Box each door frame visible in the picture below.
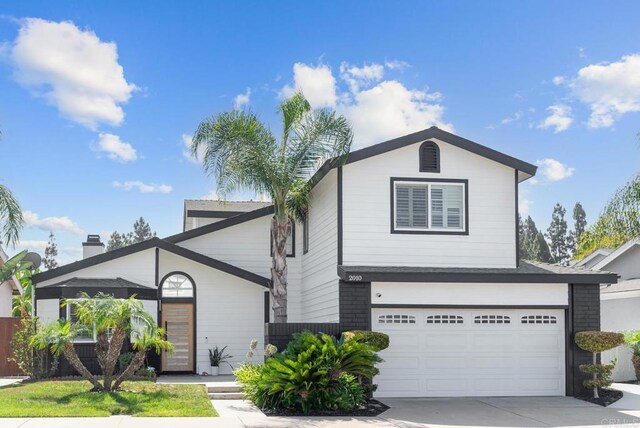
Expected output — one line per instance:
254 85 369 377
158 271 197 374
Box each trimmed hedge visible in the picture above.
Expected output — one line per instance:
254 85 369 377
342 331 389 351
575 331 624 353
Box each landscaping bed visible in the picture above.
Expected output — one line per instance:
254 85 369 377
0 380 218 417
263 398 389 417
576 388 623 407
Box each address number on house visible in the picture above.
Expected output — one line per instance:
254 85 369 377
347 275 363 281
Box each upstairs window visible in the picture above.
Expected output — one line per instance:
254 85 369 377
392 178 467 234
419 141 440 172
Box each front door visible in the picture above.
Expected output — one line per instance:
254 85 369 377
161 303 194 372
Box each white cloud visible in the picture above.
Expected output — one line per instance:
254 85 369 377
23 210 84 235
384 60 409 70
281 61 452 148
500 111 524 125
8 18 137 129
566 54 640 128
518 198 533 216
538 104 573 133
14 240 48 252
280 63 338 108
181 133 205 164
552 76 565 85
95 133 137 162
234 87 251 110
112 180 172 194
536 158 575 182
201 190 220 200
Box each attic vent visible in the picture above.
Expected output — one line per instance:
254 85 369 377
419 141 440 173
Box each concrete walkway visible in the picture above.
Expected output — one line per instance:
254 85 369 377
3 384 640 427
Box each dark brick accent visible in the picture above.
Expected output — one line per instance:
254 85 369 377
265 323 342 352
569 283 601 397
339 281 371 332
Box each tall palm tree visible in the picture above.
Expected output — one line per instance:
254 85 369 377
0 130 24 247
192 93 353 323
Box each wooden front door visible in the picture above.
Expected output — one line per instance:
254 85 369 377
161 303 194 372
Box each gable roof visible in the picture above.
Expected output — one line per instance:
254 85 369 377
310 127 537 188
167 205 274 244
183 199 271 231
40 277 152 289
572 248 614 268
591 238 640 271
33 237 270 288
338 260 618 284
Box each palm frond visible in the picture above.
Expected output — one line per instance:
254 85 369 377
0 184 24 247
279 92 311 148
191 111 278 199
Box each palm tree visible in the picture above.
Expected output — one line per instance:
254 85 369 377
192 93 353 323
31 293 173 392
0 130 24 247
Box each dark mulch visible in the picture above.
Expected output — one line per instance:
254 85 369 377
263 399 389 417
576 388 623 407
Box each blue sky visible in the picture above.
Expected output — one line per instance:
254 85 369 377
0 1 639 263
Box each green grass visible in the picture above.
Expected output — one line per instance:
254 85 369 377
0 380 218 417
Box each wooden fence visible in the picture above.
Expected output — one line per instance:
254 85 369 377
0 317 22 376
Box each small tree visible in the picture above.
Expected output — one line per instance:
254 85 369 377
575 331 624 398
107 231 129 251
31 293 172 392
43 232 58 270
107 217 157 251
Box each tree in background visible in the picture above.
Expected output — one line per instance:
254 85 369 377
107 217 156 251
568 202 587 256
519 215 553 263
43 232 58 270
192 92 353 323
576 174 640 259
547 203 570 265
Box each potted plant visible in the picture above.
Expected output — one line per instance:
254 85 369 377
208 345 233 376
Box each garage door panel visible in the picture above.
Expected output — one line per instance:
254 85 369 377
373 308 565 398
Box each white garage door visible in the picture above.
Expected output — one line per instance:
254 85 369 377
372 308 565 398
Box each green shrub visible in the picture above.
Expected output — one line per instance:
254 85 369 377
233 331 380 414
342 331 389 351
134 366 156 378
575 331 624 353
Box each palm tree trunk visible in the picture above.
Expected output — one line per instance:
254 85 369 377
271 217 289 323
112 350 146 391
62 342 103 391
100 326 127 392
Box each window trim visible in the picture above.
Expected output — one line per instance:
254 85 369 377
66 299 97 343
419 141 440 173
303 213 309 254
390 177 469 235
160 272 195 300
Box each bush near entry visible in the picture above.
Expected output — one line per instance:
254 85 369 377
342 331 390 352
575 331 624 399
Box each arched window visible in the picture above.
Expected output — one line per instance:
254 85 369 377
161 273 194 298
419 141 440 173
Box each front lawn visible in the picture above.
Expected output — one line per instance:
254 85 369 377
0 380 218 417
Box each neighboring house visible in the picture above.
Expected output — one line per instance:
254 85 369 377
31 127 616 398
0 246 21 317
581 238 640 381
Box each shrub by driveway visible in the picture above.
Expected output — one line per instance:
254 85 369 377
0 380 217 417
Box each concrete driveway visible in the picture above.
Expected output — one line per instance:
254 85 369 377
1 383 640 427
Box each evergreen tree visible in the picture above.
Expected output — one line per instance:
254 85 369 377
43 232 58 270
131 217 156 244
547 203 570 265
106 231 129 252
532 232 554 263
106 218 156 252
569 202 587 255
519 215 553 263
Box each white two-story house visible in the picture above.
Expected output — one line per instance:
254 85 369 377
32 127 616 398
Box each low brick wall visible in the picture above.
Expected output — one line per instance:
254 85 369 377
265 322 342 351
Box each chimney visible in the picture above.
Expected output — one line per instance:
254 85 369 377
82 235 105 259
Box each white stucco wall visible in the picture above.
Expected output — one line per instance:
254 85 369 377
342 138 517 268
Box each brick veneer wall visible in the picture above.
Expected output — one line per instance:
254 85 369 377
338 281 371 332
569 283 601 396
